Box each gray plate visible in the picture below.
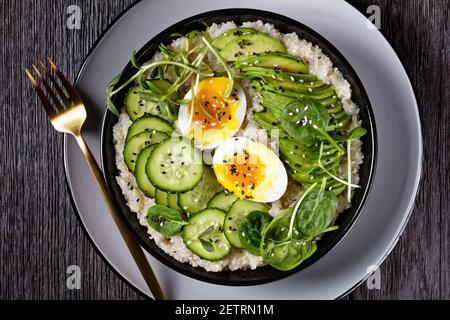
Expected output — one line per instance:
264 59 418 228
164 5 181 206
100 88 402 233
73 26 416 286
64 0 422 299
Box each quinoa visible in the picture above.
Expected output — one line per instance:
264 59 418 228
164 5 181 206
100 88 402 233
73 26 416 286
113 21 364 272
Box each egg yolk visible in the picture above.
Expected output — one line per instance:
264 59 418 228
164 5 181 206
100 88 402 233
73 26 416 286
217 151 266 200
190 77 240 131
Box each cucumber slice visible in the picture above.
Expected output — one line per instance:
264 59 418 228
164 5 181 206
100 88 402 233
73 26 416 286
224 199 269 248
123 131 169 172
125 80 178 121
178 167 222 215
146 138 203 193
183 209 231 261
126 115 173 141
155 189 168 205
208 191 238 212
135 145 157 197
154 190 181 211
167 193 181 212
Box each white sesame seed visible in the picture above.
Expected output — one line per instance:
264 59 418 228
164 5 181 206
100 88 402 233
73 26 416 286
312 124 318 129
290 76 295 82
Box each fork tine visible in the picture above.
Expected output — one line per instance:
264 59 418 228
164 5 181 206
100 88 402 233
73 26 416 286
47 57 81 102
25 68 56 118
32 64 65 111
39 60 71 107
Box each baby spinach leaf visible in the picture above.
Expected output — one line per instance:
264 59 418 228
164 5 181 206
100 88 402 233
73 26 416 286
238 211 273 256
281 98 344 154
146 205 188 236
260 181 337 271
260 208 317 270
295 180 338 237
262 238 317 271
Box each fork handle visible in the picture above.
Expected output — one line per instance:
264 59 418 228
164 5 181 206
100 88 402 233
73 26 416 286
74 135 165 300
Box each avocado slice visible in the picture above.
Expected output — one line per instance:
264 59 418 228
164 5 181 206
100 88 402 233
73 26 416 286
220 32 286 62
253 111 288 139
262 77 325 92
259 90 295 118
211 27 258 49
242 67 323 88
234 52 309 73
241 66 317 82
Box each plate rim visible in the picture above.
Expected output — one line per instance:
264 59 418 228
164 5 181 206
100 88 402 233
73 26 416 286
63 0 422 299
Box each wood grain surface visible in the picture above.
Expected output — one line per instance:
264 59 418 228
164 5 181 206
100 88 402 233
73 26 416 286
0 0 448 300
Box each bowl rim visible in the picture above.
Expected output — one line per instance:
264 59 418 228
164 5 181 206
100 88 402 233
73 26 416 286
101 8 378 286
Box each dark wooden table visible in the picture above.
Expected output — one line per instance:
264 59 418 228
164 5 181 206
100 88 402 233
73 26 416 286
1 0 448 300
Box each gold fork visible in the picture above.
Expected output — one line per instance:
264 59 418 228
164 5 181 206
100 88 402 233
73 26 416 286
25 58 165 300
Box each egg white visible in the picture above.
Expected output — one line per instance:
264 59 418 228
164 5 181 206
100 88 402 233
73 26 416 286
212 137 288 203
178 79 247 150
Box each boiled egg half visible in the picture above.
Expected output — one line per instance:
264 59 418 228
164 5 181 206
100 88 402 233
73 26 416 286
178 77 246 149
212 137 288 203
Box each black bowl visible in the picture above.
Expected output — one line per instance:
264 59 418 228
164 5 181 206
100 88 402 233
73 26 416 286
101 8 377 286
